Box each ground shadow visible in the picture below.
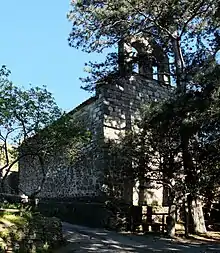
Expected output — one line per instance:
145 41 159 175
58 223 220 253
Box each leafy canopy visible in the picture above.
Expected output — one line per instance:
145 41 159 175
0 66 89 195
68 0 219 91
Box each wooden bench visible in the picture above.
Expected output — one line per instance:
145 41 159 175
142 212 169 233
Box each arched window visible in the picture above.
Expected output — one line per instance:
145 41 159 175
118 37 171 85
153 66 158 80
132 47 139 73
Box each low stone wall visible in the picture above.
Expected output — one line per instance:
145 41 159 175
38 199 131 231
39 200 112 228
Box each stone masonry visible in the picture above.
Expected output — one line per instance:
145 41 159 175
19 74 171 204
19 37 172 207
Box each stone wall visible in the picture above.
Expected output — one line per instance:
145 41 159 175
98 74 172 205
19 96 106 198
100 75 171 141
19 74 172 205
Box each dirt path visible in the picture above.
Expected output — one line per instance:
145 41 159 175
56 222 220 252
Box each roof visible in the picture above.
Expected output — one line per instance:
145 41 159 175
67 96 98 116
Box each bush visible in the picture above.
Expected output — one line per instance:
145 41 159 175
0 211 64 252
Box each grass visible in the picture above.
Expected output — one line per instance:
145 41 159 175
0 211 64 252
0 211 32 252
0 203 21 210
0 213 27 227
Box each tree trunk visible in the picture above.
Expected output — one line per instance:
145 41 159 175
138 179 145 206
187 194 195 234
0 179 5 194
183 198 189 237
181 133 206 234
167 198 176 237
204 191 214 221
191 197 206 234
171 33 186 93
181 152 207 234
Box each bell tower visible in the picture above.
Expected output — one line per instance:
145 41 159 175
118 37 171 85
99 36 172 205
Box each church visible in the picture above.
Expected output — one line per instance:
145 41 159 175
18 36 172 210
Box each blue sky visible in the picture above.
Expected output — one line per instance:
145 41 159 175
0 1 107 112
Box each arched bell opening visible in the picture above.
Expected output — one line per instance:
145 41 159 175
132 47 139 74
118 38 171 86
151 43 171 86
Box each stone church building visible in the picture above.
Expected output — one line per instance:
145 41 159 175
19 37 172 209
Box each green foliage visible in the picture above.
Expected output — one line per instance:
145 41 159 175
0 211 63 252
67 0 219 91
67 0 220 235
0 66 61 193
79 53 119 91
0 66 89 196
0 203 21 210
67 0 220 199
128 61 220 201
68 0 217 51
0 66 61 144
